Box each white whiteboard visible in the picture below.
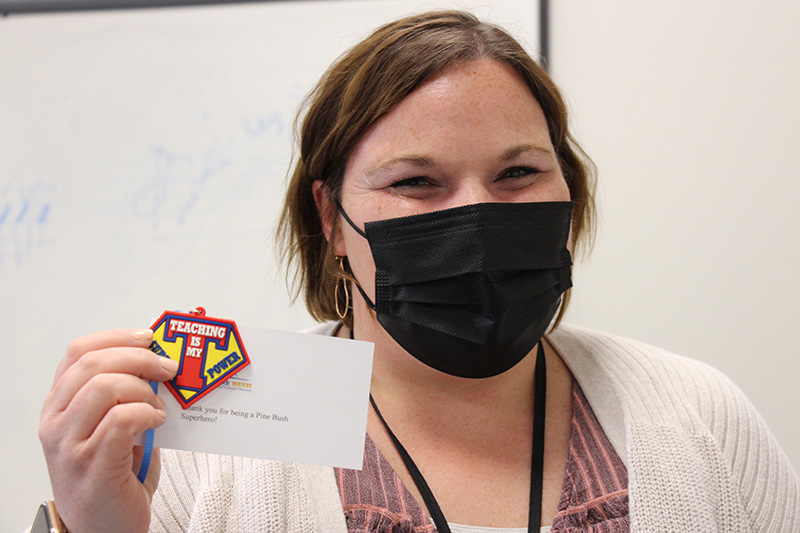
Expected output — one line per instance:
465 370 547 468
0 2 540 530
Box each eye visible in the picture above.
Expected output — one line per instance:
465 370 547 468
390 176 431 188
499 166 540 180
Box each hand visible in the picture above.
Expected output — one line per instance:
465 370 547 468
39 329 179 533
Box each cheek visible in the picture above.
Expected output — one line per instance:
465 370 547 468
554 173 572 203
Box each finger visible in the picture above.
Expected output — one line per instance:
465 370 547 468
54 329 154 385
88 402 167 460
63 373 166 441
46 346 177 414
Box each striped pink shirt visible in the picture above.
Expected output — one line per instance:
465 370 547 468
335 381 629 532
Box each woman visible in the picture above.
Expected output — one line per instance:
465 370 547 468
36 11 798 533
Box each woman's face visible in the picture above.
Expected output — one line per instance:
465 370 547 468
317 58 570 314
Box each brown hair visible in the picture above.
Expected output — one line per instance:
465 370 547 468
277 10 596 329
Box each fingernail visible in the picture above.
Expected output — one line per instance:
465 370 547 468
155 409 167 419
160 357 179 374
133 329 153 342
155 395 165 409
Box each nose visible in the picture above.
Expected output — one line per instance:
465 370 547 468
448 179 497 208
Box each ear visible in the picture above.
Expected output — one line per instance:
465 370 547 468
312 180 346 256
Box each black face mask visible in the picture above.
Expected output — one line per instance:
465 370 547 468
337 201 573 378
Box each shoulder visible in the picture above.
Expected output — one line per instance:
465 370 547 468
549 324 743 415
549 323 717 379
549 323 772 439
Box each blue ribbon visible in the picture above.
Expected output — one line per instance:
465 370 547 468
136 380 158 484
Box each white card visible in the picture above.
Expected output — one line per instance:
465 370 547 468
151 326 373 470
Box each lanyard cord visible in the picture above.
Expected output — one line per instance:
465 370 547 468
365 336 547 532
529 342 547 531
136 380 159 483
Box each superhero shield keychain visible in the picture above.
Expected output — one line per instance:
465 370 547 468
149 307 251 409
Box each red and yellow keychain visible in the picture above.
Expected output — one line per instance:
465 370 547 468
149 307 251 409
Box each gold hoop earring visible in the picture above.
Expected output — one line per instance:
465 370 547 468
334 256 349 320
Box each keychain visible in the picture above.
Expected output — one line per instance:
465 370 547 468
149 306 251 409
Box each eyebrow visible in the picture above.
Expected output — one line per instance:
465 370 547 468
500 143 554 161
365 155 434 177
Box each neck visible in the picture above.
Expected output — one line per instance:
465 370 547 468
347 304 538 429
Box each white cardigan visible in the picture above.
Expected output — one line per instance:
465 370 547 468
149 324 799 532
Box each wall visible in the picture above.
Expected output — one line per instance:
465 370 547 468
554 0 799 476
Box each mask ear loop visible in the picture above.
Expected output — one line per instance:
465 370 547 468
334 200 377 311
352 281 377 311
335 200 367 238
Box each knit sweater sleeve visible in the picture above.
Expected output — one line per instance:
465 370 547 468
678 356 800 531
149 449 347 532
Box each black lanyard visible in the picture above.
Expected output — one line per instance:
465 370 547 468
366 338 547 532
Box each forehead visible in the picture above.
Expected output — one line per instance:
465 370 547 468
346 58 552 167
